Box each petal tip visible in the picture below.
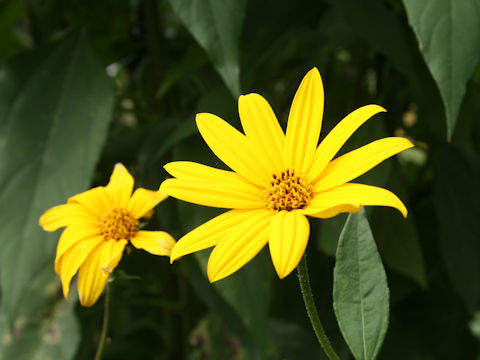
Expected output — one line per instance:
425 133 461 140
170 245 182 263
159 179 171 193
306 67 321 80
156 189 169 203
207 260 224 283
163 162 173 172
62 282 70 300
207 271 222 283
195 113 209 126
276 270 288 279
38 215 48 230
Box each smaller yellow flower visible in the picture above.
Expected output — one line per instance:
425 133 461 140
39 163 175 306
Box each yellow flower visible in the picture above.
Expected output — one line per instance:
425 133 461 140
161 68 413 282
40 163 175 306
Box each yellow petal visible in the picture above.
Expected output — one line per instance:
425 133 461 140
127 187 167 219
304 183 407 218
161 162 264 209
196 113 271 186
77 244 109 307
285 68 324 173
68 187 111 217
99 239 127 274
314 137 414 192
238 93 285 171
309 104 386 182
106 163 134 207
131 231 176 256
268 211 310 279
303 204 362 219
207 210 273 282
165 161 259 187
170 209 259 262
57 236 104 299
39 203 94 231
161 179 265 209
54 224 101 273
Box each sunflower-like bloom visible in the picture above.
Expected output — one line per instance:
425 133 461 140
161 68 413 282
40 164 175 306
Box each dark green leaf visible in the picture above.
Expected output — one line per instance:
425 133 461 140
403 0 480 138
333 210 389 360
433 144 480 311
371 207 426 289
0 29 115 321
370 173 427 288
168 0 246 97
0 265 79 359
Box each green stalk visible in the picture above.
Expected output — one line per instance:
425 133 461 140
297 254 340 360
94 283 111 360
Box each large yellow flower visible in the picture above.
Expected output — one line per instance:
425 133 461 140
40 163 175 306
161 68 413 282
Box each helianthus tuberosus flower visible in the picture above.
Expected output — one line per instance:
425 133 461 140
161 68 413 282
40 163 175 306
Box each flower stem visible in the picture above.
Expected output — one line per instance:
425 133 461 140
297 254 340 360
94 283 111 360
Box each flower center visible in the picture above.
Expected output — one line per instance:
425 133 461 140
264 169 313 211
99 208 139 241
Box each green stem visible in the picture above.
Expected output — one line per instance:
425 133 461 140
297 254 340 360
94 283 111 360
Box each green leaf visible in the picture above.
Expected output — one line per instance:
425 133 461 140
333 210 389 360
370 207 426 289
403 0 480 138
433 144 480 311
0 29 115 321
0 265 79 360
168 0 246 97
370 173 427 288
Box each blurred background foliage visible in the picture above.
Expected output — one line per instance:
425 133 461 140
0 0 479 359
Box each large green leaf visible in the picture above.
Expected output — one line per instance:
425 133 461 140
0 265 79 360
433 144 480 311
370 207 426 289
370 173 427 288
168 0 246 97
333 210 389 360
0 29 115 321
403 0 480 138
